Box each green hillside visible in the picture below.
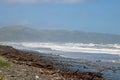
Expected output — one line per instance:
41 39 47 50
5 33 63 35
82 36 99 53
0 25 120 44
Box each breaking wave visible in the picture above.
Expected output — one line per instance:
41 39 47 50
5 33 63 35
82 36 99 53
0 42 120 55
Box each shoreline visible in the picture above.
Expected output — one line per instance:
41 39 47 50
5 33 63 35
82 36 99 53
0 45 105 80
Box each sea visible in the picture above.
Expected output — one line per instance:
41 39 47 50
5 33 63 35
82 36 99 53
0 42 120 80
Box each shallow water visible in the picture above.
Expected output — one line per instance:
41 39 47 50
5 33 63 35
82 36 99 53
38 52 120 80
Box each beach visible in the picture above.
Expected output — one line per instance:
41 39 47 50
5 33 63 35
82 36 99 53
0 42 120 80
0 45 106 80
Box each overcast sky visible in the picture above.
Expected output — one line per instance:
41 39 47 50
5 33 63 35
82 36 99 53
0 0 120 34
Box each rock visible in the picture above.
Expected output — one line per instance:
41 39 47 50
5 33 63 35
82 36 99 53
35 75 39 79
0 45 106 80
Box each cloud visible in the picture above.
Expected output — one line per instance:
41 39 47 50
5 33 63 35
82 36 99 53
1 0 86 4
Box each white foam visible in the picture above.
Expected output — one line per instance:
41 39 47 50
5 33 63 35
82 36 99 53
0 42 120 55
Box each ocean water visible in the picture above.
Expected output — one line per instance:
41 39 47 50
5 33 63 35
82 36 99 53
0 42 120 63
0 42 120 80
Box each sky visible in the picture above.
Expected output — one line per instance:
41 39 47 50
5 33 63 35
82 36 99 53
0 0 120 34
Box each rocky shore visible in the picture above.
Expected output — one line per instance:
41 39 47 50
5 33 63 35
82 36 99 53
0 45 105 80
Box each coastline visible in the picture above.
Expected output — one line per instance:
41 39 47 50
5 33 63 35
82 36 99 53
0 45 105 80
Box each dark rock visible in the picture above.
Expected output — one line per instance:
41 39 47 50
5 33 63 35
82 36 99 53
0 45 106 80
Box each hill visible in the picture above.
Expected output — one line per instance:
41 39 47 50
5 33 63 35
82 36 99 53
0 25 120 44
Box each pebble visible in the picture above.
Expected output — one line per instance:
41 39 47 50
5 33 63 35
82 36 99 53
35 75 39 79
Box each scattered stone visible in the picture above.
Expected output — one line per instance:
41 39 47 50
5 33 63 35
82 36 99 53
0 45 106 80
